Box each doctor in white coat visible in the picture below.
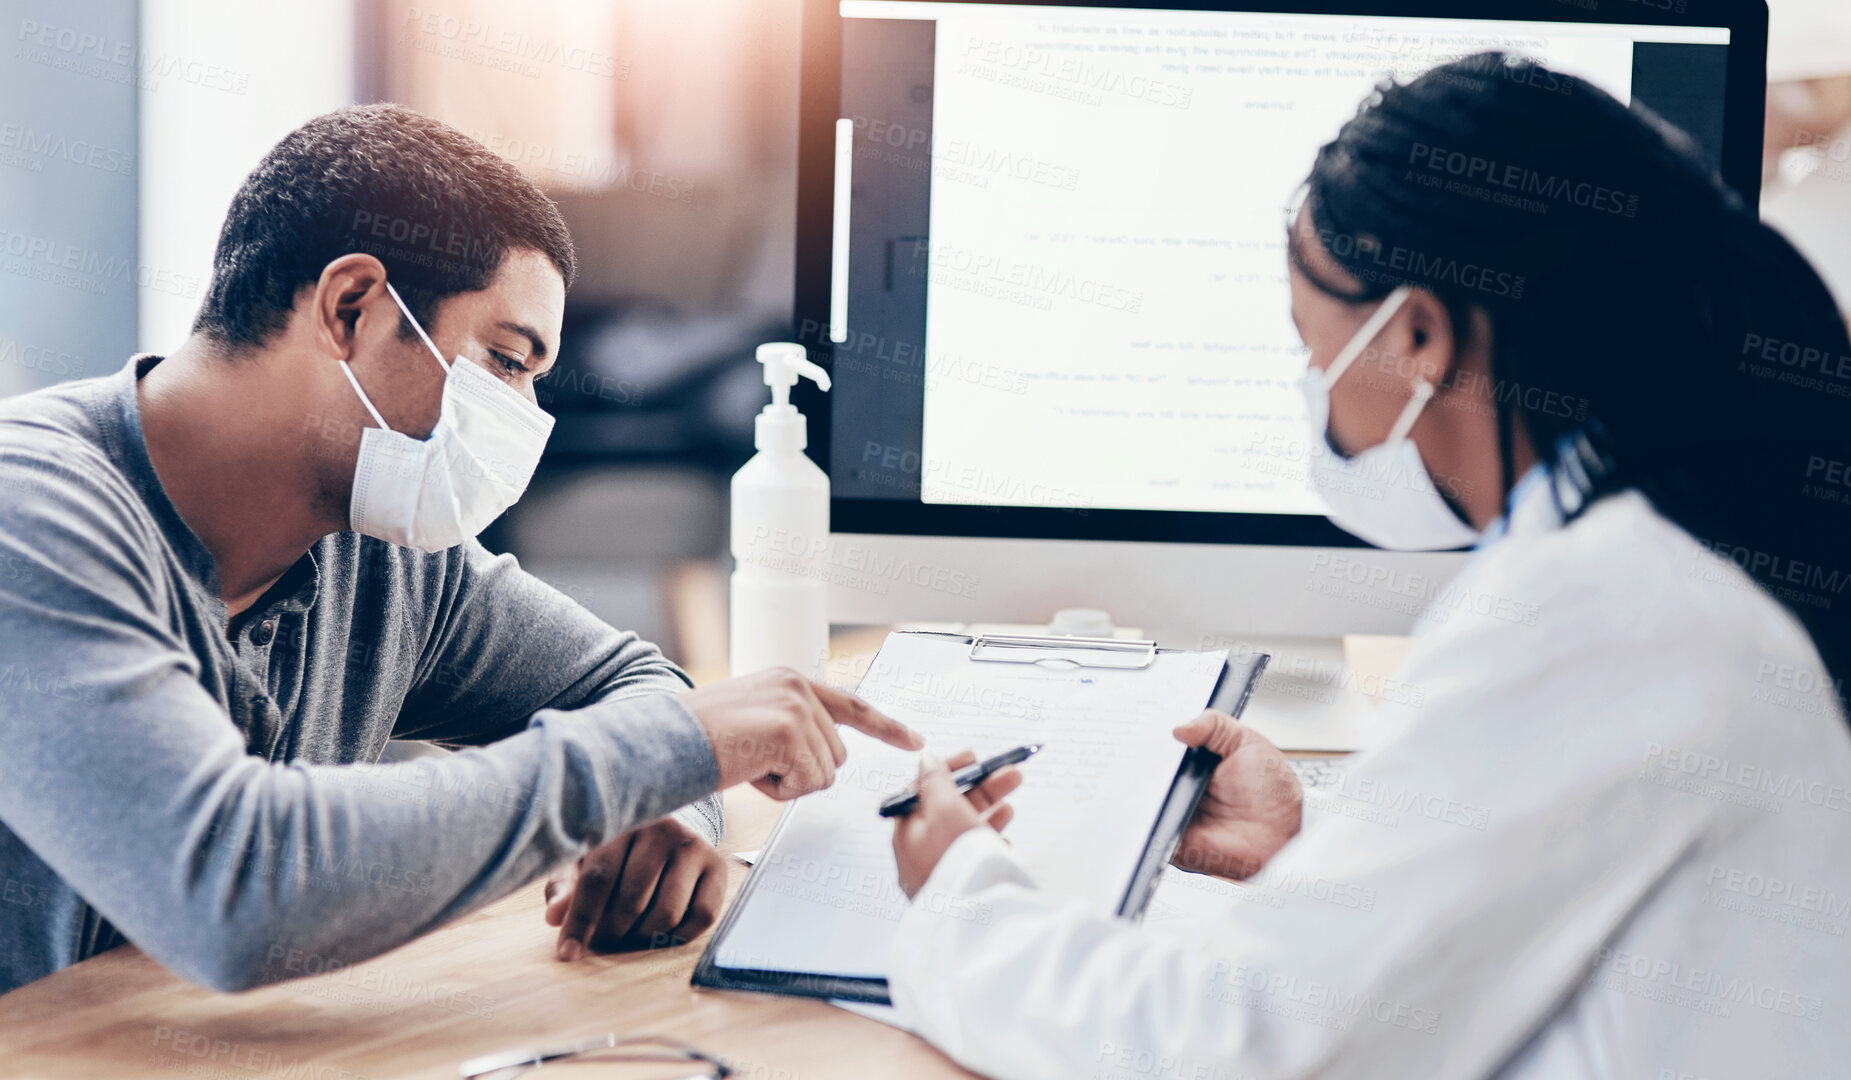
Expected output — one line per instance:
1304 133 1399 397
886 53 1851 1080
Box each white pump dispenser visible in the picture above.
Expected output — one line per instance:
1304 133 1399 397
729 343 832 679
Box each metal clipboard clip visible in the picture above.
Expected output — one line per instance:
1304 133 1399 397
966 633 1158 670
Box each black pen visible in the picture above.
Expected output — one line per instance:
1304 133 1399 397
878 743 1042 818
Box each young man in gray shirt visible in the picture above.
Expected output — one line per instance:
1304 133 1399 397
0 104 918 995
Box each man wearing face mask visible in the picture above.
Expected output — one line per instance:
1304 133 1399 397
0 104 922 996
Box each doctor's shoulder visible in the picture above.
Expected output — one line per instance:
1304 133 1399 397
1562 490 1846 730
1410 487 1666 648
1487 489 1780 631
1427 489 1806 683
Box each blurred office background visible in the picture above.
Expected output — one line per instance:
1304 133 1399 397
2 0 1850 671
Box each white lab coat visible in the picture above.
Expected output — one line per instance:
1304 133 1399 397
888 473 1851 1080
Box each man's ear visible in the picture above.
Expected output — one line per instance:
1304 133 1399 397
310 254 391 361
1400 289 1460 387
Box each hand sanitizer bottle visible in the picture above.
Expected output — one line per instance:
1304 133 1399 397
730 343 832 679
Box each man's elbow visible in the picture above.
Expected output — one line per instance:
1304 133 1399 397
167 936 295 994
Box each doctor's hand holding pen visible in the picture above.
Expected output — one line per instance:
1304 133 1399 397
892 751 1026 897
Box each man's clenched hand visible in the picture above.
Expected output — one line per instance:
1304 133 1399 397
545 816 726 959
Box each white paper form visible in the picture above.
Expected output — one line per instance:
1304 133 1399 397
712 633 1227 979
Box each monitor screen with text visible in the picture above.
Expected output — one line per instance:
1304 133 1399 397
824 1 1732 522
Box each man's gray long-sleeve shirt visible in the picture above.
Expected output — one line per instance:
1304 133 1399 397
0 355 722 995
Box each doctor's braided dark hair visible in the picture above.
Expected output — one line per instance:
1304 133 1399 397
1295 52 1851 717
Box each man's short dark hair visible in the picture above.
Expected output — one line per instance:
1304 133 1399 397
192 103 578 349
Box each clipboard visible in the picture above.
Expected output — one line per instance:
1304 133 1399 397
691 631 1269 1006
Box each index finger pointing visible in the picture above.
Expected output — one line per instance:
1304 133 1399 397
809 682 925 749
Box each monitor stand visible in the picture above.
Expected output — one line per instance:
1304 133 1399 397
1221 635 1388 753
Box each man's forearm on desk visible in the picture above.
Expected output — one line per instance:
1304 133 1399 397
588 683 724 845
0 686 721 994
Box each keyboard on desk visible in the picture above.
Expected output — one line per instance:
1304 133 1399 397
1289 757 1348 790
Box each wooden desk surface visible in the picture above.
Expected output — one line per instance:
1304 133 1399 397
0 625 1399 1078
0 785 976 1080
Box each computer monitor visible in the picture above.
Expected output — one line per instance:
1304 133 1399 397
792 0 1765 649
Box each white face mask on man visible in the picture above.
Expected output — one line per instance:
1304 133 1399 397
333 282 555 552
1298 285 1481 552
